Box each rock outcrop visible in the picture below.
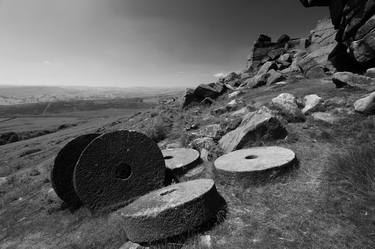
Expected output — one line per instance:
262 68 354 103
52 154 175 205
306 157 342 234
300 0 375 70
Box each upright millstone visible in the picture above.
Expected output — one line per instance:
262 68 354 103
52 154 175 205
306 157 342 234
214 146 296 184
51 133 100 207
162 148 200 176
73 130 166 211
119 179 225 243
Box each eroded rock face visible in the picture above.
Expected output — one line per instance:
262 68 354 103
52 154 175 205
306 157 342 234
300 0 375 69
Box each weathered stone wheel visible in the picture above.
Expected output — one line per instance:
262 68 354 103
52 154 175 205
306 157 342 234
119 179 225 243
51 134 100 207
162 148 200 175
214 146 296 184
73 130 166 211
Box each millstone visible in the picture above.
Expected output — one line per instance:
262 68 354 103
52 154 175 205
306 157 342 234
214 146 296 184
51 134 100 207
119 179 225 243
73 130 166 211
162 148 200 174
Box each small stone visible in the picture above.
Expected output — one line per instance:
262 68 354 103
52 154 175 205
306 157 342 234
199 235 213 249
119 241 148 249
230 107 249 117
332 72 375 91
365 68 375 78
190 137 217 151
228 91 241 99
312 112 339 124
302 94 322 114
354 92 375 114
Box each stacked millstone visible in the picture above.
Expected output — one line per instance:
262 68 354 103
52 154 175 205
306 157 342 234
214 146 297 185
51 130 166 212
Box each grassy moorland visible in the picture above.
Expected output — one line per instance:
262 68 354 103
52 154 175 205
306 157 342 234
0 78 374 249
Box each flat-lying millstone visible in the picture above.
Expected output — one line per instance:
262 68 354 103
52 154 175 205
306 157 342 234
214 146 296 184
73 130 166 211
162 148 200 173
119 179 225 243
51 133 100 207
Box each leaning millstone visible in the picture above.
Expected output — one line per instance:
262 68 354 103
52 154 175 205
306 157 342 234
51 133 100 207
214 147 296 184
118 179 225 243
302 94 322 114
219 107 287 153
162 148 200 175
354 92 375 114
332 72 375 91
73 130 166 212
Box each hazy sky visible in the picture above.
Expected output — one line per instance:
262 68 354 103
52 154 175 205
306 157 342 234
0 0 328 88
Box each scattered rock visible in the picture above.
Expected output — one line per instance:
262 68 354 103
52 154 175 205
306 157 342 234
257 61 277 76
230 107 250 117
271 93 305 122
302 94 322 114
243 73 269 88
228 91 241 99
119 179 225 243
267 69 285 85
332 72 375 91
119 241 148 249
354 92 375 114
219 107 287 153
191 137 217 151
312 112 339 124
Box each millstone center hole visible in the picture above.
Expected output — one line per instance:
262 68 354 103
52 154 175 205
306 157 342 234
115 163 132 180
160 189 177 196
164 156 173 160
245 155 258 160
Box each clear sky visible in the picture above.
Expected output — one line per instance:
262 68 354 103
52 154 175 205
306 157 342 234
0 0 328 88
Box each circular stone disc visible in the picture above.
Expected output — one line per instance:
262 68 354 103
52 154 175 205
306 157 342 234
73 130 166 211
162 148 200 171
214 146 296 176
51 134 100 207
119 179 224 243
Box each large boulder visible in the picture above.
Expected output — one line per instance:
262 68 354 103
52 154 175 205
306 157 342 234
194 83 225 99
354 91 375 114
332 71 375 91
219 107 288 153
